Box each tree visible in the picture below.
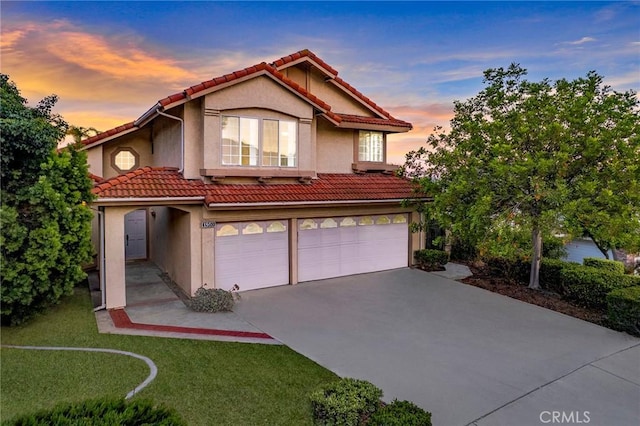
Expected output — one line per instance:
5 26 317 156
67 125 99 144
1 74 94 325
402 65 639 289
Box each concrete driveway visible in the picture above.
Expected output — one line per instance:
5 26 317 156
234 268 640 426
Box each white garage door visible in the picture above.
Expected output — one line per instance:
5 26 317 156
215 220 289 291
298 214 408 282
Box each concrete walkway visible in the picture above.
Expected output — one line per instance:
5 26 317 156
234 268 640 426
91 261 279 344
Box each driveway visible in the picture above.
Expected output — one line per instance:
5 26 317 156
234 268 640 426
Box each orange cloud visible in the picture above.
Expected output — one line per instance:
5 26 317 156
1 19 207 129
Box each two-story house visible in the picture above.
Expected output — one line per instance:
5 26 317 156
83 49 425 310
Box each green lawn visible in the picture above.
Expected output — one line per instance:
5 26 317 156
1 287 337 425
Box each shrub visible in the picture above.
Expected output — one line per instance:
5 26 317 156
4 397 186 425
583 257 625 275
607 286 640 336
539 258 578 294
309 378 382 426
560 267 638 309
368 399 432 426
189 287 234 312
414 249 449 271
484 256 530 284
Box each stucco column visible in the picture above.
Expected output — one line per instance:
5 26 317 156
104 207 128 309
201 223 215 290
290 218 298 284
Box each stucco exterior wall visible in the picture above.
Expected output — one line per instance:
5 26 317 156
202 77 314 172
183 99 203 179
316 119 355 173
309 70 373 116
100 128 152 179
152 112 182 171
86 145 103 177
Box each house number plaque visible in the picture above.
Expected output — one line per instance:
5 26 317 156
201 220 216 229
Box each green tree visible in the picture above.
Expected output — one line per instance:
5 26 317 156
67 125 99 143
402 65 639 289
1 74 94 325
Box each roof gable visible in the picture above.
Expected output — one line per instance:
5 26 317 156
82 49 411 148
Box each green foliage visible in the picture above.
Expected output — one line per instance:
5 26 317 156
484 257 531 284
583 258 625 275
540 261 639 309
401 65 640 289
414 249 449 270
309 378 383 426
606 286 640 336
368 400 432 426
1 75 94 325
189 287 234 312
2 397 186 426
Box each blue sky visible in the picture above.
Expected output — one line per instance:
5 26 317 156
2 1 639 163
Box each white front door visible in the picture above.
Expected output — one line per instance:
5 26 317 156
125 209 147 260
298 214 408 282
214 220 289 291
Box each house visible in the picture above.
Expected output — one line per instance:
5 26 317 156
82 49 426 310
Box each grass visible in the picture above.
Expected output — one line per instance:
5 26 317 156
0 287 338 425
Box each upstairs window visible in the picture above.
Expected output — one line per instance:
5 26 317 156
222 116 297 167
358 131 384 162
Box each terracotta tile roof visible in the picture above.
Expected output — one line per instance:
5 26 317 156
92 168 420 204
82 49 411 148
89 172 104 183
273 49 405 122
82 122 135 146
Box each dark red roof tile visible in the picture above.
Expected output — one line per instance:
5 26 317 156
93 168 420 203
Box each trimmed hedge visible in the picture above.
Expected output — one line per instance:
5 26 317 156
538 259 640 309
3 398 186 425
414 249 449 271
583 257 625 275
607 286 640 336
368 399 432 426
310 378 382 426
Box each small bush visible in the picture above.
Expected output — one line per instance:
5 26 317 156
368 399 432 426
539 259 578 294
583 257 625 275
607 286 640 336
484 257 530 284
310 378 383 426
414 249 449 271
4 397 186 425
189 287 234 312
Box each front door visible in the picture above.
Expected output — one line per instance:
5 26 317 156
125 209 147 260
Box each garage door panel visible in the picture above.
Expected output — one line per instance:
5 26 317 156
215 220 289 291
298 215 408 283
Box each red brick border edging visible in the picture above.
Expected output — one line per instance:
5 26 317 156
109 309 273 340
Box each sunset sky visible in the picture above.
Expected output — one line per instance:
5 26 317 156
2 1 639 164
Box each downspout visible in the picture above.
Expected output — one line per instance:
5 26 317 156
93 207 107 312
156 109 184 174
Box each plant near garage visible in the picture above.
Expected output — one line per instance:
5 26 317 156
189 286 234 312
414 249 448 271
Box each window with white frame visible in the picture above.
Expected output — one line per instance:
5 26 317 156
222 116 297 167
358 131 384 162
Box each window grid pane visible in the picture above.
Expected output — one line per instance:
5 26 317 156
222 116 240 165
358 131 384 162
221 116 297 168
